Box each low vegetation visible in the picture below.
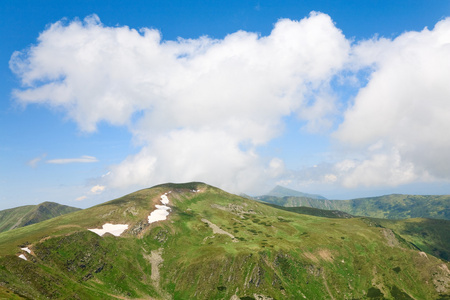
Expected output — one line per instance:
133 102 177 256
0 202 81 233
256 193 450 220
0 183 448 299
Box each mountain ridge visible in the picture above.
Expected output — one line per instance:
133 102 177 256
0 201 81 233
264 185 327 199
0 182 448 299
256 189 450 220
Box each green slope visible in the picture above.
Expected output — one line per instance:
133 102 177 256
262 202 354 219
0 202 81 233
0 183 448 299
374 218 450 262
257 193 450 220
257 195 337 208
261 203 450 262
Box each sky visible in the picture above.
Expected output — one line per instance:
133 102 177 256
1 0 450 210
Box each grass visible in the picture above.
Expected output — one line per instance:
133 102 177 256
0 202 80 233
0 183 448 299
257 193 450 220
375 217 450 261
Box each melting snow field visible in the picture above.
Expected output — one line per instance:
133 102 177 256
88 223 129 236
88 192 171 236
18 247 31 260
21 247 31 254
148 193 171 224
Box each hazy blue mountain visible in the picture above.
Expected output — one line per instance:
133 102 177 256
263 185 327 199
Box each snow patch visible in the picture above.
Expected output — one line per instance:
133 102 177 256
21 247 31 254
18 254 27 260
88 223 129 236
160 194 169 205
148 193 171 224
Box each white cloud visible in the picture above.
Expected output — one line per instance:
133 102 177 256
333 17 450 187
90 185 105 194
46 155 98 164
27 153 47 167
334 149 419 188
11 12 350 193
13 12 450 193
107 129 270 193
324 174 337 183
74 184 106 202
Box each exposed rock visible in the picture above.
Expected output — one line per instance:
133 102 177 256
433 264 450 293
129 221 148 236
154 228 169 243
211 204 256 219
122 205 139 216
253 294 274 300
381 228 400 247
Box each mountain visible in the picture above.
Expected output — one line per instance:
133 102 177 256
373 217 450 262
264 185 327 199
0 182 448 299
344 194 450 220
259 202 450 262
262 202 355 219
257 193 450 220
0 201 81 233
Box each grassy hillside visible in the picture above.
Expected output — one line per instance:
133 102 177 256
257 195 337 209
262 202 354 219
0 202 81 233
0 183 448 299
261 203 450 262
257 194 450 220
375 218 450 262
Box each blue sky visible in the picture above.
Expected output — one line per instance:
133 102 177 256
1 0 450 209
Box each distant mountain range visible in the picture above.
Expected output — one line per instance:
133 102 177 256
0 202 81 233
255 187 450 220
263 185 327 199
0 182 448 299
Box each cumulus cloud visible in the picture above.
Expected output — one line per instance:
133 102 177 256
10 12 350 193
27 153 47 167
75 195 87 201
333 150 419 188
334 17 450 186
12 12 450 193
46 155 98 164
90 185 105 194
74 184 106 203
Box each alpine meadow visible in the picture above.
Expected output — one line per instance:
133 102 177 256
0 183 449 299
1 1 450 299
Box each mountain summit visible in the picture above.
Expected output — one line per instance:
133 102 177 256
0 182 448 299
0 201 80 233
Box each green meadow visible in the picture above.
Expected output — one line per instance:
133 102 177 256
0 183 448 299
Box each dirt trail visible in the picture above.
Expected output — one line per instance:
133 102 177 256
322 272 335 300
201 218 238 242
147 248 163 285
